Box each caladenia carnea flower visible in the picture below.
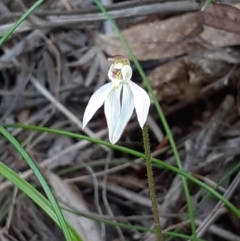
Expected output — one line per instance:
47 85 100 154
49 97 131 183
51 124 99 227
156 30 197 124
82 55 150 144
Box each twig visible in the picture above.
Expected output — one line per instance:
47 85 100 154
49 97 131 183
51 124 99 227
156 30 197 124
160 95 234 228
195 170 240 238
0 2 199 36
102 151 125 241
0 129 107 192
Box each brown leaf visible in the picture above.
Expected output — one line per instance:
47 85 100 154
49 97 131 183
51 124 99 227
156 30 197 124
202 2 240 35
184 50 232 85
44 170 103 241
148 60 190 102
98 13 204 60
148 49 234 102
200 26 240 47
99 8 240 61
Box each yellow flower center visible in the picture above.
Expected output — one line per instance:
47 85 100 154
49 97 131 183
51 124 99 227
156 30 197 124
108 55 130 89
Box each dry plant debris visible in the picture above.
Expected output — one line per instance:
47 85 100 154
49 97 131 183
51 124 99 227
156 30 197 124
1 1 240 241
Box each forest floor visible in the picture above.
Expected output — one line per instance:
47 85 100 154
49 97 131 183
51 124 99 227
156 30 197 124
0 1 240 241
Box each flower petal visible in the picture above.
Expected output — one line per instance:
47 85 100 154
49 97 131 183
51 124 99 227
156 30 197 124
121 65 132 81
112 84 134 144
82 83 112 129
128 81 150 128
108 64 114 80
104 85 122 144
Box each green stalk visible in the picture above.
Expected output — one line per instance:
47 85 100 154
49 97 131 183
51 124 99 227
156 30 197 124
93 1 197 239
142 125 163 241
201 0 212 11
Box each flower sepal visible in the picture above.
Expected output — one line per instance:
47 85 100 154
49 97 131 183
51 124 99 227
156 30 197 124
83 55 150 144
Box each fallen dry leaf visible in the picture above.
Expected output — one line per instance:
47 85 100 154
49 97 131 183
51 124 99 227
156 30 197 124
202 2 240 35
43 170 103 241
99 9 240 61
184 50 232 85
148 48 235 102
200 26 240 47
98 13 204 60
148 60 192 102
47 137 78 169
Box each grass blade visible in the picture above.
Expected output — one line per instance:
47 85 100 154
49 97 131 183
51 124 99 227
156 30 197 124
9 124 240 219
0 162 82 241
0 126 74 241
0 0 44 46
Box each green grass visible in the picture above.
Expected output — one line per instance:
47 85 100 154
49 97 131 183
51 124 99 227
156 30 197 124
201 0 213 11
0 0 45 46
166 161 240 241
0 126 76 241
0 0 78 239
0 162 82 241
8 124 240 219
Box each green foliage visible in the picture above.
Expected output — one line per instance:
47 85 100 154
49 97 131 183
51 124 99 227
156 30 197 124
0 162 82 241
8 124 240 219
0 127 77 241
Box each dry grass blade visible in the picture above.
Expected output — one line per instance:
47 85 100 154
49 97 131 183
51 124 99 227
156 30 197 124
160 95 234 228
195 170 240 238
0 1 200 36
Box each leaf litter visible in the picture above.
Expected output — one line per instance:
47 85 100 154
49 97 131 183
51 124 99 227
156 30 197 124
1 0 240 241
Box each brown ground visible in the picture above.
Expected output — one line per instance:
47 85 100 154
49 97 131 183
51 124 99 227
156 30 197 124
0 1 240 241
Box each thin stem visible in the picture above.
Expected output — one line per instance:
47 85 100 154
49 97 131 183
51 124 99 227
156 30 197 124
0 0 44 46
142 125 163 241
93 1 197 238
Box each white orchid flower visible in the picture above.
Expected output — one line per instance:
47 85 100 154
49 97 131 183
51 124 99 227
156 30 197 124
82 55 150 144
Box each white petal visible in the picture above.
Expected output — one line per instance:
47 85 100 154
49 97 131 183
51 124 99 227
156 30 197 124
121 65 132 81
112 84 134 144
82 83 112 129
104 85 122 144
108 64 114 80
128 81 150 128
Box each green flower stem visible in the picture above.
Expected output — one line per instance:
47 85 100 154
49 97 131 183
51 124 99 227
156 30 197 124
93 1 197 239
142 125 163 241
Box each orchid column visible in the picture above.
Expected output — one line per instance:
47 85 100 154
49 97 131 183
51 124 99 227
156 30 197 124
83 55 163 241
